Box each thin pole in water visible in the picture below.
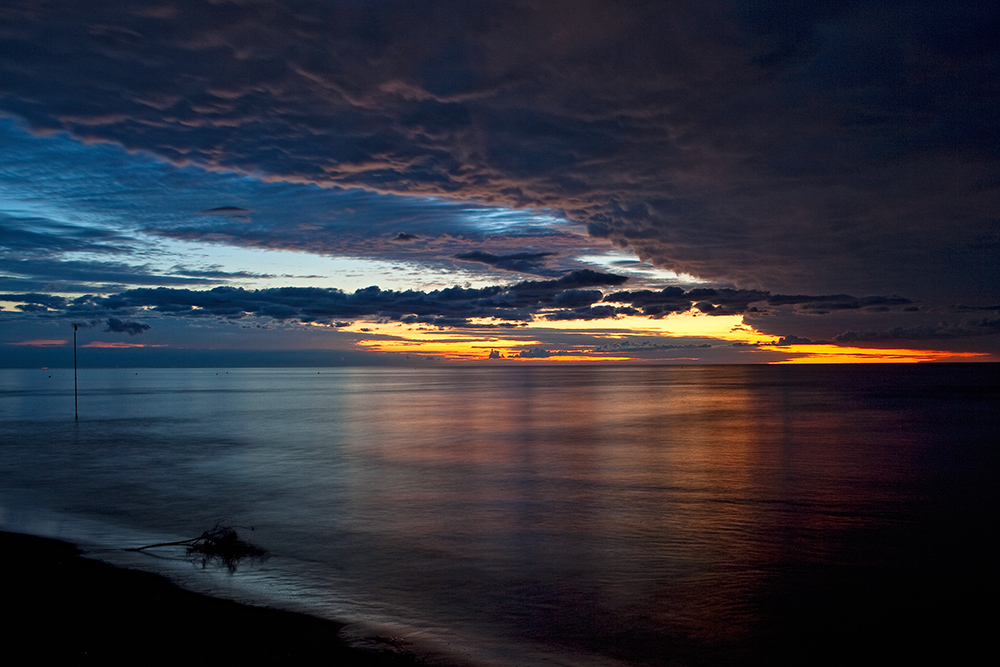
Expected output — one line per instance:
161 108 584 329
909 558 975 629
74 323 78 421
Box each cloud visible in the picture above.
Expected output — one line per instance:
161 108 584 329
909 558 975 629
770 335 815 346
544 305 623 321
13 303 49 312
201 206 250 214
166 265 275 280
113 167 590 273
10 267 962 351
9 293 69 309
0 212 136 257
593 341 713 353
834 319 1000 343
8 270 631 327
603 287 920 322
553 289 604 308
1 2 995 306
0 120 592 290
604 287 766 317
105 317 150 335
0 258 249 293
765 295 914 314
515 347 552 358
454 250 557 275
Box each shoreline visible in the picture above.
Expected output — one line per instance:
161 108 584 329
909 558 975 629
2 531 424 665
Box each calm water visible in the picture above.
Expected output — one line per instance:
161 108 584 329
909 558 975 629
1 365 997 665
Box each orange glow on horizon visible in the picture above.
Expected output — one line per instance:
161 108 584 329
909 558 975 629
355 337 633 362
336 314 987 364
7 339 68 347
768 344 987 364
82 341 166 349
342 320 636 361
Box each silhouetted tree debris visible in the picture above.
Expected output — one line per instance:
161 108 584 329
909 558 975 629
129 522 268 572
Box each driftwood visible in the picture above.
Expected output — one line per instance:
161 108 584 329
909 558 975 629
129 522 268 572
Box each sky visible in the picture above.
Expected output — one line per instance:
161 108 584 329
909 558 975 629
1 0 998 366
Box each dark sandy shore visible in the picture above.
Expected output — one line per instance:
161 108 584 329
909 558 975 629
2 531 423 665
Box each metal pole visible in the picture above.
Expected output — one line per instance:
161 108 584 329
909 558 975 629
74 323 78 421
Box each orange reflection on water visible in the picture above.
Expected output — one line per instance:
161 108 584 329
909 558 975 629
769 344 987 363
330 366 898 643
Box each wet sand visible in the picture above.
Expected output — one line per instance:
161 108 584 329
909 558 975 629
2 531 422 665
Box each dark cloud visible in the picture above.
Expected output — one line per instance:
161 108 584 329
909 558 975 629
11 269 632 327
390 232 420 243
1 1 996 306
544 305 623 321
765 294 914 314
15 302 51 313
167 265 275 280
454 250 556 275
7 272 997 356
553 289 603 308
201 206 250 214
771 335 815 346
527 270 628 291
515 347 553 358
593 341 714 352
199 205 251 222
604 286 920 320
105 317 150 335
834 319 1000 343
8 293 69 309
605 287 767 317
9 268 944 346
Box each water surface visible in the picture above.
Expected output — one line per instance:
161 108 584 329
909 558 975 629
1 365 997 665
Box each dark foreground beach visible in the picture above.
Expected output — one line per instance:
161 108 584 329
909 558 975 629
2 531 423 666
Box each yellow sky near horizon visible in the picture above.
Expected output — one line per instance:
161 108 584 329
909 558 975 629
6 305 991 363
341 311 988 363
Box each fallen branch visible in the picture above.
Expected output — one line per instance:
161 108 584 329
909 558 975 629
128 522 268 572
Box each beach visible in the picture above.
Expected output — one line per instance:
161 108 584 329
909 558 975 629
2 531 422 665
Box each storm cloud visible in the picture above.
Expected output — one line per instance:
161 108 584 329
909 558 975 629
0 0 996 306
1 1 998 361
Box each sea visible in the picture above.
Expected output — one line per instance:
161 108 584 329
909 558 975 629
1 364 997 666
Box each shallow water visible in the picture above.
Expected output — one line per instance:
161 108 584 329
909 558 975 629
1 365 997 665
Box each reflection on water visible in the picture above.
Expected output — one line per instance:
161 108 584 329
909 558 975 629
1 365 997 665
